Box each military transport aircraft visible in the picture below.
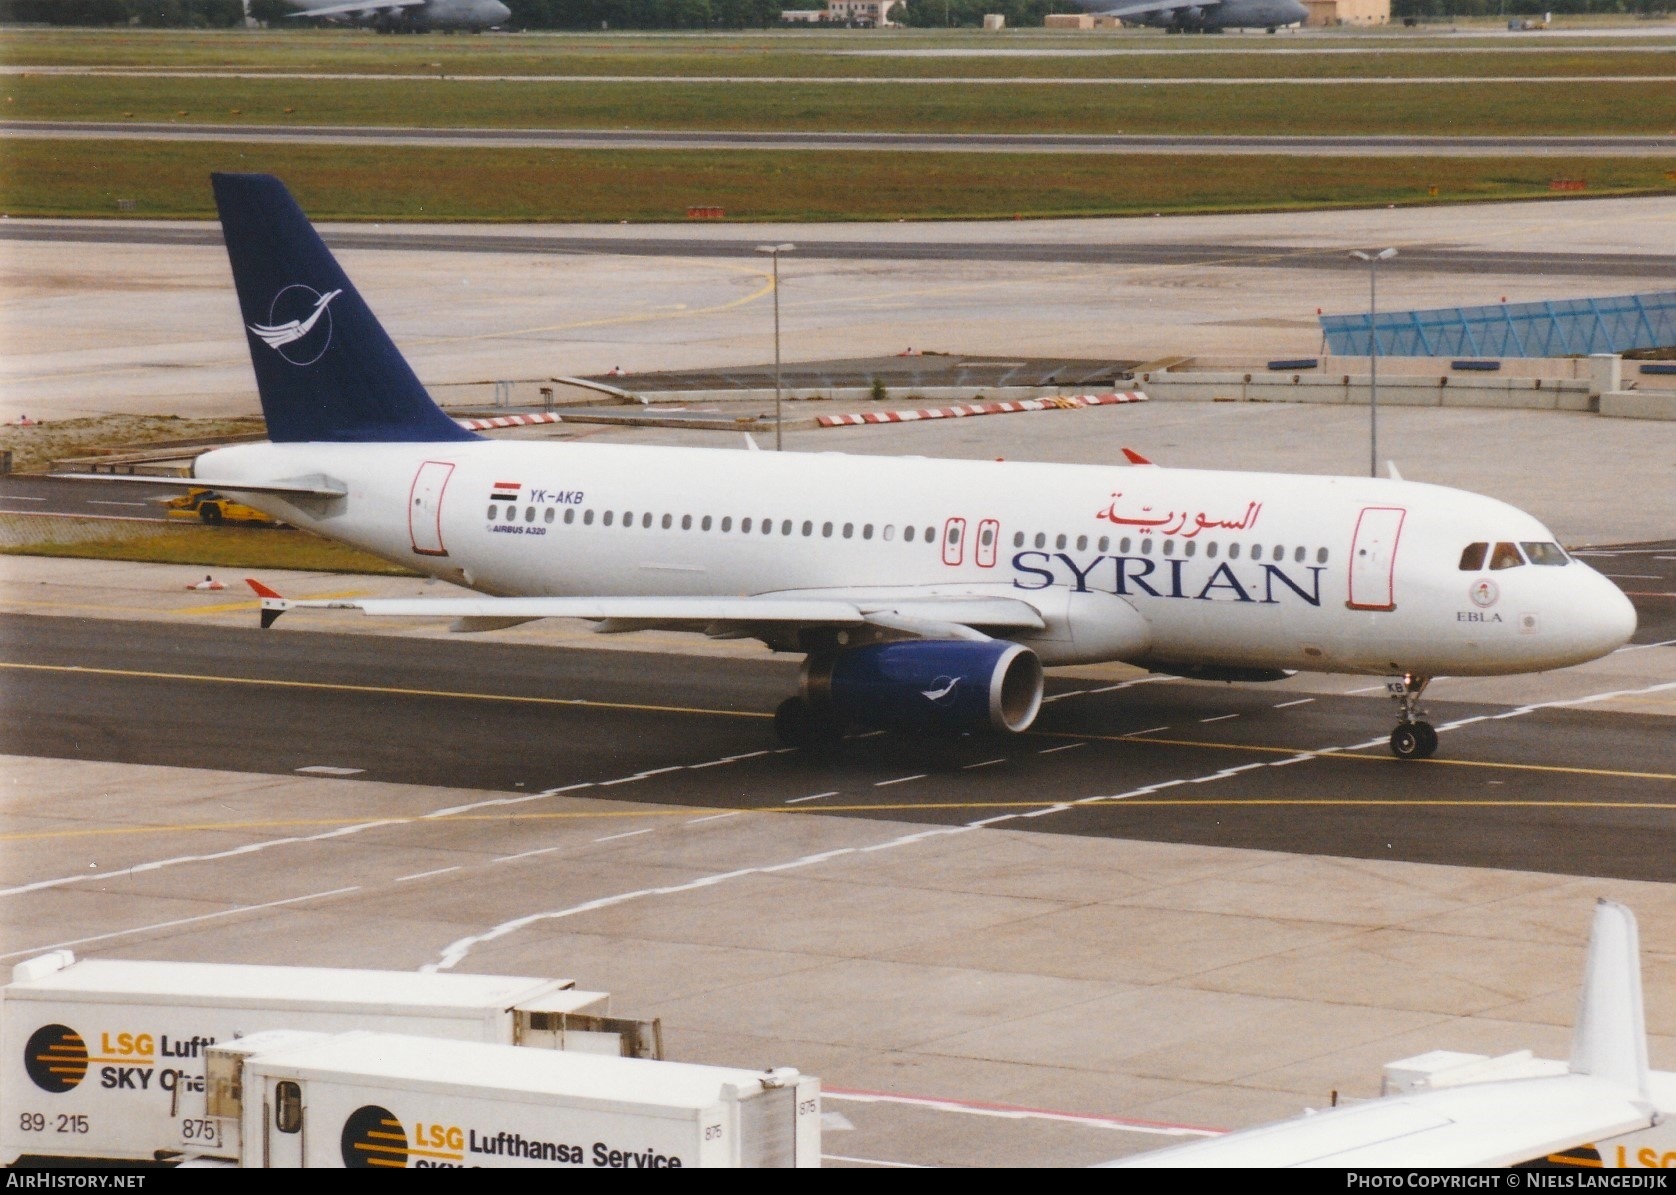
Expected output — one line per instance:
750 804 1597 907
58 175 1637 758
1062 0 1308 32
281 0 511 33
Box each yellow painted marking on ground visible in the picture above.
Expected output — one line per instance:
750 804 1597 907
8 798 1676 845
0 660 770 720
1034 731 1676 783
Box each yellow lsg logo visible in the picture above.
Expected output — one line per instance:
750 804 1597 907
24 1024 88 1093
341 1104 414 1168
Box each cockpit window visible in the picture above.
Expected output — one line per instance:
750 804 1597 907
1489 542 1525 570
1521 542 1570 567
1458 543 1488 571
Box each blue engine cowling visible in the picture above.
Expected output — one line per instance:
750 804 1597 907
807 640 1044 735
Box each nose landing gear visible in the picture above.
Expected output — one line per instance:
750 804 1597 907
1386 674 1438 759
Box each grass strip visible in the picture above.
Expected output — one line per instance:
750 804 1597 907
4 525 420 575
4 139 1671 222
9 74 1672 135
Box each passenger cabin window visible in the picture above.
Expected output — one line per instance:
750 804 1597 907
1459 543 1489 571
906 526 917 543
1013 531 1025 549
583 510 594 525
603 511 614 527
544 508 555 524
486 504 498 520
1523 542 1570 566
643 513 653 529
1033 532 1045 549
564 508 575 525
1490 542 1525 570
702 516 713 532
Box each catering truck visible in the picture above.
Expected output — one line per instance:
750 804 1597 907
206 1029 820 1168
2 951 659 1165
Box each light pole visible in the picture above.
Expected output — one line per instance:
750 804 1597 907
1350 248 1397 479
755 243 795 452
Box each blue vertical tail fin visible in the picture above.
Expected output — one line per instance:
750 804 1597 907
212 173 479 444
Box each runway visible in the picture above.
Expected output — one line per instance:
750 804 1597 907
2 219 1668 281
8 120 1674 158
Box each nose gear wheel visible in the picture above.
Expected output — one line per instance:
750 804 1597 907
1386 674 1438 759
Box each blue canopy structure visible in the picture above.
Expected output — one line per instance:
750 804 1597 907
1321 291 1676 358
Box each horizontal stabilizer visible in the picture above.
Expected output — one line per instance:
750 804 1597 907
52 473 347 499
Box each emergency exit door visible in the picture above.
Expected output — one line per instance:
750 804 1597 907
1347 506 1405 611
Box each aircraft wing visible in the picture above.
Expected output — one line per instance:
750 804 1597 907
1104 1074 1655 1168
289 0 427 16
51 473 348 498
248 583 1047 638
1078 0 1215 14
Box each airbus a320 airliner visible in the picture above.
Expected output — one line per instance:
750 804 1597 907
66 175 1637 759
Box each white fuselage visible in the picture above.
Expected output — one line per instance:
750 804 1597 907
201 439 1637 677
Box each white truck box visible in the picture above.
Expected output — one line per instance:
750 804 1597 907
2 951 656 1165
214 1029 820 1168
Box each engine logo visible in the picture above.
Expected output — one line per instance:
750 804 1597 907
921 676 960 704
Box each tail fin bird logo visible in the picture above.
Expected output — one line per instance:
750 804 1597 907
250 286 342 366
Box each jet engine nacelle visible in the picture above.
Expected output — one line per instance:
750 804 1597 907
807 640 1044 736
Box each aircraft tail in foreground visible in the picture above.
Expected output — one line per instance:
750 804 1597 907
211 172 478 446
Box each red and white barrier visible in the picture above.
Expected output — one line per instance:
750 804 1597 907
816 391 1146 428
456 411 567 431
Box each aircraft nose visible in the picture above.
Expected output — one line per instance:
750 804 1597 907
1579 573 1638 657
490 0 510 19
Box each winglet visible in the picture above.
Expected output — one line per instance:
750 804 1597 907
1569 899 1649 1097
245 578 288 629
1121 448 1154 466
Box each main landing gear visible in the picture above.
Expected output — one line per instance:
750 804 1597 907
1386 673 1438 760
